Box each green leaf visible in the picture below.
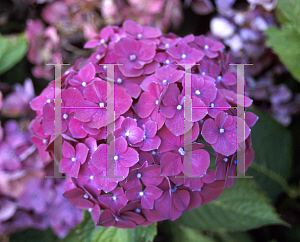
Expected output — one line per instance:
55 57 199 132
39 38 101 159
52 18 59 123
171 224 216 242
10 228 58 242
216 230 254 242
275 0 300 28
246 108 293 201
62 210 95 242
265 26 300 83
92 222 157 242
63 210 157 242
178 179 287 231
0 33 28 75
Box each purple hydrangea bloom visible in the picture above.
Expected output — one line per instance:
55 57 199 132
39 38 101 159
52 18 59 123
29 20 257 229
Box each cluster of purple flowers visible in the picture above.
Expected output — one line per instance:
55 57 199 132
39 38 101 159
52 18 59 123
208 0 300 125
30 20 257 228
0 81 82 238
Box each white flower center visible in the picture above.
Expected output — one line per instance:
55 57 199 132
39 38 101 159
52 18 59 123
135 208 141 213
177 105 182 110
201 72 206 75
219 128 225 133
63 113 68 119
99 102 105 108
125 131 130 136
204 44 209 50
181 54 187 59
100 39 105 44
96 54 101 60
88 208 93 212
151 150 156 155
103 65 107 70
195 90 201 95
117 78 122 84
130 54 137 61
162 79 168 85
217 76 222 81
46 99 51 103
90 175 94 180
210 103 214 108
155 100 159 105
143 134 147 140
71 157 76 162
137 173 142 178
178 147 186 155
82 82 87 87
139 191 144 196
112 196 117 200
42 139 47 144
137 33 143 39
165 43 170 48
223 157 228 162
84 194 88 199
114 155 118 161
165 59 170 64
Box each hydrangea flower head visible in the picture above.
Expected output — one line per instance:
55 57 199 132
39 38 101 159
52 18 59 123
30 20 257 228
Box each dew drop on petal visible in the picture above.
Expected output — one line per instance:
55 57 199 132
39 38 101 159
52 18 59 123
130 55 137 61
178 147 186 155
